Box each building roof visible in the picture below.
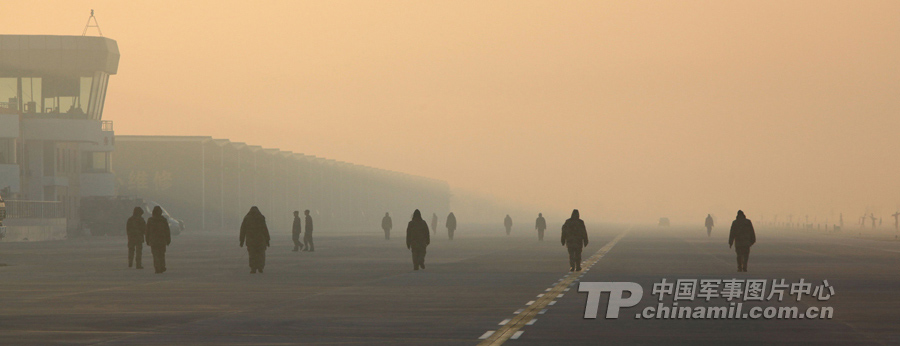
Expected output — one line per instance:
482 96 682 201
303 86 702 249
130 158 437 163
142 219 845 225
0 35 119 75
116 135 213 142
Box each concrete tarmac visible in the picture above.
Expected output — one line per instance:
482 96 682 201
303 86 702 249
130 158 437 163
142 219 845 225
0 224 897 345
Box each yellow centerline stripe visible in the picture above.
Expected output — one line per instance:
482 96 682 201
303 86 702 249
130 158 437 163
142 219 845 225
477 229 631 346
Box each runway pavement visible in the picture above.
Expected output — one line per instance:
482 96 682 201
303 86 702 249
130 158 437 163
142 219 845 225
1 223 898 345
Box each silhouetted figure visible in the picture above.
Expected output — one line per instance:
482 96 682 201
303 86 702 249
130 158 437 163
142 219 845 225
145 206 171 274
292 211 302 251
303 210 314 252
126 207 146 269
535 213 547 241
892 212 900 231
705 214 714 237
406 209 430 270
561 209 588 271
871 214 877 229
382 212 393 240
446 212 457 240
431 213 439 235
240 207 271 274
728 210 756 272
504 215 513 235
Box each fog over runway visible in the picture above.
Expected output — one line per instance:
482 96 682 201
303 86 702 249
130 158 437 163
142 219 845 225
1 225 898 345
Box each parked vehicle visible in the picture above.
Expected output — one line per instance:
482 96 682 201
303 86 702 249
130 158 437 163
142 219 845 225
79 196 184 236
139 200 184 236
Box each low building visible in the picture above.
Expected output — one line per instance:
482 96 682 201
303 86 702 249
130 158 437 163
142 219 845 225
113 136 450 233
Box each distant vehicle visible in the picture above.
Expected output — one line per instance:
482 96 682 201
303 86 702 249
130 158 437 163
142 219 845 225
79 196 184 236
658 218 670 227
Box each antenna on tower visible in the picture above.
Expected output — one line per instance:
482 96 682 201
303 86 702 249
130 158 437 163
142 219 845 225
82 9 104 36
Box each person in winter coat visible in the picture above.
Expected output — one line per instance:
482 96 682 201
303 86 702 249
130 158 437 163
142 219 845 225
535 213 547 241
382 212 393 240
145 206 171 274
292 211 303 251
431 213 439 235
446 212 457 240
406 209 430 270
126 207 146 269
303 210 314 252
560 209 588 272
240 206 271 274
504 215 513 235
728 210 756 272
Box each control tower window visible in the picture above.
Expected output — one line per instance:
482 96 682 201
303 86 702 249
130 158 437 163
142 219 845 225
43 76 86 117
8 74 107 119
20 78 42 114
0 78 17 113
80 77 92 115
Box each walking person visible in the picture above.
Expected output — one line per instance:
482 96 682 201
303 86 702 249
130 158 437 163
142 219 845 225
126 207 146 269
145 206 171 274
705 214 714 237
431 213 439 235
446 212 457 240
240 206 271 274
535 213 547 241
303 210 314 252
382 212 393 240
561 209 588 271
728 210 756 272
406 209 430 270
292 211 303 251
504 215 513 235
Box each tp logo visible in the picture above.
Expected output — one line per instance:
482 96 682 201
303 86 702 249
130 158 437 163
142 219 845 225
579 282 643 319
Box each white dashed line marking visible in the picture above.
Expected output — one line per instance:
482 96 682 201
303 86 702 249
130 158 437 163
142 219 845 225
479 331 495 339
477 229 631 346
499 319 511 326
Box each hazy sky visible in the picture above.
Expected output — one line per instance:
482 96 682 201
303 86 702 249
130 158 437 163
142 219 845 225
6 1 900 223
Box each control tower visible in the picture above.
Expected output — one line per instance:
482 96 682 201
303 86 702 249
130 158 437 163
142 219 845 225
0 35 119 236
